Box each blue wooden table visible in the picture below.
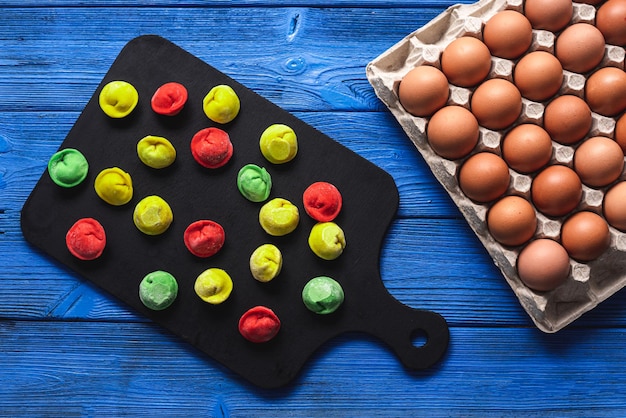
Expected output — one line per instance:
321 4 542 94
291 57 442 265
2 1 626 416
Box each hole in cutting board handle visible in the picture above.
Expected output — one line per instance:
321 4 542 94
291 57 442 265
411 329 428 348
372 305 449 370
402 310 449 369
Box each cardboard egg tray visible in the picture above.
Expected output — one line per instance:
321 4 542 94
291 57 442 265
366 0 626 332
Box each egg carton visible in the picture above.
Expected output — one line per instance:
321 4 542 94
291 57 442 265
366 0 626 332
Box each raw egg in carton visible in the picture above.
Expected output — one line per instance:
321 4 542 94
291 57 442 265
367 0 626 332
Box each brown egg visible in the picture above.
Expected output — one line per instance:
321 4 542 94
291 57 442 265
483 10 532 59
596 0 626 47
458 152 510 203
398 65 450 117
574 136 625 187
555 23 606 74
561 211 611 261
441 37 492 87
531 165 582 217
574 0 603 4
426 105 479 159
585 67 626 116
517 239 570 292
604 181 626 231
543 95 592 145
524 0 573 32
487 196 537 246
471 79 522 130
616 113 626 154
513 51 564 102
502 124 553 173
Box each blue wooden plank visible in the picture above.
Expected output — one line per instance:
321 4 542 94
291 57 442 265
1 320 626 415
0 6 463 112
2 0 473 5
0 1 475 8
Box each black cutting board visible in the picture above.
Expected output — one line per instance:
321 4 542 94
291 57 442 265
21 35 448 388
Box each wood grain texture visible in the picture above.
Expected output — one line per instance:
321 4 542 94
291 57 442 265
2 321 626 416
2 0 626 414
0 6 464 112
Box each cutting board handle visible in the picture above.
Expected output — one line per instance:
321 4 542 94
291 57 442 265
366 299 450 370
